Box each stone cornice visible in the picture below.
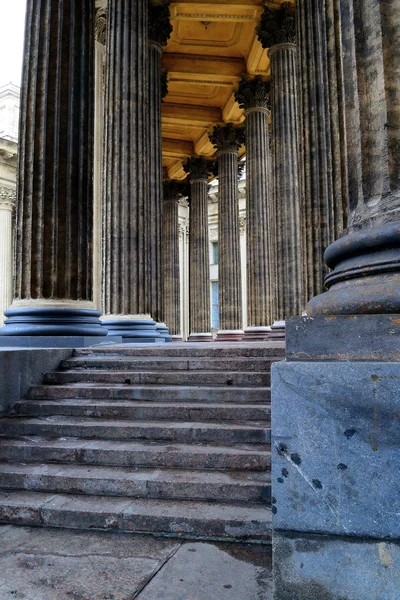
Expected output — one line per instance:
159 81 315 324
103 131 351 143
209 123 245 154
235 75 271 112
95 8 107 45
183 155 215 181
149 1 173 47
256 2 296 49
0 185 16 210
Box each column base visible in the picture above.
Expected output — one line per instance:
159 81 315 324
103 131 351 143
268 320 286 341
156 323 173 343
187 333 213 342
0 336 122 348
0 308 107 337
172 335 183 343
243 326 272 341
102 318 164 343
215 329 244 342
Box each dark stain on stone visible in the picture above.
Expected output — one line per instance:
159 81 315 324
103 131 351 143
337 463 348 470
277 477 284 483
272 505 278 514
294 539 324 553
272 496 277 504
226 379 234 386
277 443 287 456
371 374 379 382
312 479 323 489
223 585 232 589
344 428 357 439
282 468 289 478
290 453 301 465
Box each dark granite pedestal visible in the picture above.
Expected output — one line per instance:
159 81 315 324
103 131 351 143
272 317 400 599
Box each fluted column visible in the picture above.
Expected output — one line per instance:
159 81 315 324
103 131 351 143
235 76 273 340
183 157 215 342
163 181 183 340
148 1 172 325
257 3 303 331
0 0 106 339
307 0 400 316
296 0 347 303
210 124 245 341
102 0 162 342
0 187 16 326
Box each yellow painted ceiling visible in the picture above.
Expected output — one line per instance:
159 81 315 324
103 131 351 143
161 0 292 179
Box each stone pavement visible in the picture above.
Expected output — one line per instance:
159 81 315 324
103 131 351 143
0 525 272 600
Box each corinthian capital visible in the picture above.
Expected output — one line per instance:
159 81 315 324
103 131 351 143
209 123 245 154
0 185 16 210
235 75 271 112
183 156 215 181
95 8 107 45
149 0 173 47
256 2 296 49
163 179 189 202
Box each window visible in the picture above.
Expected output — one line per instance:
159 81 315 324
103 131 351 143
211 281 219 329
211 241 218 265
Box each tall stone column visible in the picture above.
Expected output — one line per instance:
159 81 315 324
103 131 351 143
257 2 303 334
162 181 183 341
148 1 172 327
209 124 245 341
296 0 347 303
102 0 162 342
0 187 16 327
183 156 215 342
0 0 106 342
235 76 273 340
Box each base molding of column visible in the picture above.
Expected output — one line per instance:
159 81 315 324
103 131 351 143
102 318 165 343
172 335 183 343
243 326 272 341
215 329 244 342
0 308 108 338
187 333 213 342
156 323 173 343
268 321 286 341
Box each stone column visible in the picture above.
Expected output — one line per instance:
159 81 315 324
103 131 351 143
307 0 400 317
148 1 172 329
296 0 347 303
209 124 245 341
0 187 16 326
183 156 215 342
163 181 183 341
257 3 303 335
102 0 162 342
235 76 273 340
0 0 106 341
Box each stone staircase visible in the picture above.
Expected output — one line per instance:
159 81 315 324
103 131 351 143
0 343 283 543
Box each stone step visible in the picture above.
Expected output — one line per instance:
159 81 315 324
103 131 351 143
44 370 270 387
0 417 271 444
28 384 270 403
61 356 279 372
0 491 272 541
0 463 270 503
11 399 270 422
74 343 285 359
0 438 271 471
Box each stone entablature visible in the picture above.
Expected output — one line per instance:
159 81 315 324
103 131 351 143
0 84 20 143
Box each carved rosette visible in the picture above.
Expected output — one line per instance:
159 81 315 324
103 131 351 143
256 1 296 49
209 123 245 155
0 186 16 211
235 75 271 113
149 0 173 47
95 8 107 45
183 156 215 182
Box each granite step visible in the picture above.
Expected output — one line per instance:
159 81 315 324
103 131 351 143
61 356 279 372
0 417 271 444
0 438 271 471
44 370 271 387
0 462 271 503
0 491 272 542
11 399 270 422
28 384 270 403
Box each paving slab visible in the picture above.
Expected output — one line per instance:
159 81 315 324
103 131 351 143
0 526 272 600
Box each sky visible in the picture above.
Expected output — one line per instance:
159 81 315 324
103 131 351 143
0 0 26 88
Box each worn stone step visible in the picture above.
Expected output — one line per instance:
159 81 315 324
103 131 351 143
0 417 271 444
61 356 279 372
0 463 271 503
0 438 271 471
74 343 285 359
12 400 270 422
28 384 270 403
0 491 272 541
44 370 270 387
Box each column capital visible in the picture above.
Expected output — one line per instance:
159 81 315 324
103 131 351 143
235 75 271 113
0 185 16 211
183 156 215 182
256 1 296 49
163 179 188 203
95 7 107 46
149 0 173 48
209 123 245 155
